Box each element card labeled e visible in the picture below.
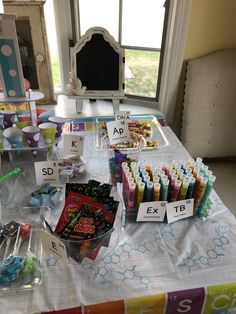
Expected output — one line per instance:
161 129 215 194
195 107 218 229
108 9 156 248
39 229 68 262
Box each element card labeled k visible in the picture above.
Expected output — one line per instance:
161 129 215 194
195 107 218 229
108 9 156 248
63 134 84 156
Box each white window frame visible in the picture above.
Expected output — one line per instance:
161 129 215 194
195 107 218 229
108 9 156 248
53 0 192 125
0 0 3 13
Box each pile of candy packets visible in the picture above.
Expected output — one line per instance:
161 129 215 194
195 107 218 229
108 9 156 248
44 180 120 263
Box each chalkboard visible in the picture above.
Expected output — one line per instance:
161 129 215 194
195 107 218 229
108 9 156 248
76 34 119 91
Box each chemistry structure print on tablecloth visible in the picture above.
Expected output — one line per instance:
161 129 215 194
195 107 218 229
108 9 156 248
42 190 236 294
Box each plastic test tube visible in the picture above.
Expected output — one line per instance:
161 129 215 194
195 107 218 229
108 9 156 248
185 177 196 199
0 167 23 184
136 182 145 208
194 176 208 211
153 182 161 201
193 173 202 198
144 181 154 202
135 177 143 185
160 179 169 201
170 179 182 202
197 175 216 213
143 175 150 184
178 178 189 200
128 182 136 209
152 175 160 183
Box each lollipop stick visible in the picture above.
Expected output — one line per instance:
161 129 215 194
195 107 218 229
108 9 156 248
0 237 6 252
3 225 20 259
27 228 33 254
12 226 21 255
16 223 32 254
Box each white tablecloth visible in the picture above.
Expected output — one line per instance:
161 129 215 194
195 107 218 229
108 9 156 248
2 126 236 314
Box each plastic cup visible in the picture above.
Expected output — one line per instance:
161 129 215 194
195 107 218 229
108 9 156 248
38 122 57 144
15 121 32 129
48 116 66 137
18 114 31 122
0 110 16 129
22 125 40 148
3 127 23 148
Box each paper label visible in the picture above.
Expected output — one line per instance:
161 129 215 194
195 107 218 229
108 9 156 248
39 229 68 262
34 161 60 186
204 282 236 313
166 199 194 223
63 134 84 156
106 120 131 145
166 288 205 314
136 201 167 222
115 111 131 121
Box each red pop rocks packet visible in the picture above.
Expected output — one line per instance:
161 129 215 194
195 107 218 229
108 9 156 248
59 192 115 240
54 192 84 234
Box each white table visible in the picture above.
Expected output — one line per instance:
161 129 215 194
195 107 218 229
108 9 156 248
2 125 236 314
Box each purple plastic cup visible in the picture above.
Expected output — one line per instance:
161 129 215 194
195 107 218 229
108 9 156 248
0 110 16 129
22 125 40 148
48 116 66 137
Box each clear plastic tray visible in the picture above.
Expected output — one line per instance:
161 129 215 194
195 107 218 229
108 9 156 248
94 115 169 151
1 135 61 152
0 223 43 295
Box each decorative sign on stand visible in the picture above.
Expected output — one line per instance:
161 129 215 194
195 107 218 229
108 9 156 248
135 198 194 223
166 198 194 223
0 13 25 98
136 201 167 222
63 134 84 156
39 229 68 262
106 120 131 145
115 111 131 122
34 161 60 186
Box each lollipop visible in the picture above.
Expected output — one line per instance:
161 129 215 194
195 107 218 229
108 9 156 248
17 223 32 252
0 226 23 284
18 228 37 278
1 221 21 259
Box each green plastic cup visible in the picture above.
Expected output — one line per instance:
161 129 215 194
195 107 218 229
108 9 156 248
39 122 57 145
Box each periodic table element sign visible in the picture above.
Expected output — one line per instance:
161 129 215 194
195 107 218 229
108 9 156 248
166 198 194 223
63 134 84 156
106 119 131 145
39 229 68 262
115 110 131 121
136 201 167 222
34 161 60 186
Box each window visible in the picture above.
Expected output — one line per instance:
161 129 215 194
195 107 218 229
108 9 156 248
74 0 167 102
44 0 61 90
47 0 192 124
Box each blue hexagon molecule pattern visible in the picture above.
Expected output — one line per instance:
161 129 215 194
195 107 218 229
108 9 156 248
41 218 232 289
179 222 230 272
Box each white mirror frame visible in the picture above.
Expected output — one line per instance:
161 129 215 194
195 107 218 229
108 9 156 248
67 26 125 99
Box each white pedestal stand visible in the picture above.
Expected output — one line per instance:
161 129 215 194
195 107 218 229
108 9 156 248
67 95 126 114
